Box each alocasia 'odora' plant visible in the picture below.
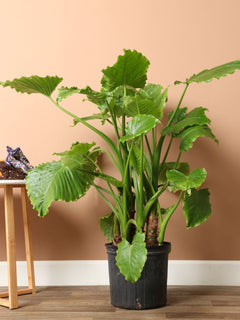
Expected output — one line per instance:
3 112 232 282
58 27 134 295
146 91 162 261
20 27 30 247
1 50 240 282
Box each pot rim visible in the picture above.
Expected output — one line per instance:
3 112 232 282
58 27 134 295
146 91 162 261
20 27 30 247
105 241 171 255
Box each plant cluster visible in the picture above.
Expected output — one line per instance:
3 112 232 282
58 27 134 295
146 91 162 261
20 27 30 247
1 50 240 282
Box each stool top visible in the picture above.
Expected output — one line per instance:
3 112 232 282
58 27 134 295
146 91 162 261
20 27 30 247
0 180 26 187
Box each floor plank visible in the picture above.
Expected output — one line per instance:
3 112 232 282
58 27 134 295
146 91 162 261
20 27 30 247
0 286 239 320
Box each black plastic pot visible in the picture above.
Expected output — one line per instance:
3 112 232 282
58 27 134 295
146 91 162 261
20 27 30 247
105 242 171 310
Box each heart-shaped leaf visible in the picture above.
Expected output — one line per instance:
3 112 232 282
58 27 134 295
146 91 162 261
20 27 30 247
116 232 147 283
99 212 114 242
1 75 63 97
120 114 159 143
183 188 212 228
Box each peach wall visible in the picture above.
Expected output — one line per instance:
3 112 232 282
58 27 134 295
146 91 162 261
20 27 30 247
0 0 239 261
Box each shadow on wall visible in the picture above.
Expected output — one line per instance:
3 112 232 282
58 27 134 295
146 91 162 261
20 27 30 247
0 190 88 261
165 133 240 260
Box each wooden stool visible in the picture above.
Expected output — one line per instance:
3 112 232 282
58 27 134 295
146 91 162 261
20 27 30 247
0 181 35 309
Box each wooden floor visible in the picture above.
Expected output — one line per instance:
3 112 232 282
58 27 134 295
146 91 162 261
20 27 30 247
0 286 239 319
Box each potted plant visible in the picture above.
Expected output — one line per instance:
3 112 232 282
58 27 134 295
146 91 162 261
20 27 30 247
1 50 240 309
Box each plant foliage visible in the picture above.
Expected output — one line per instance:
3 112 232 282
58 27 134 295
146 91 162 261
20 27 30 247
1 50 239 283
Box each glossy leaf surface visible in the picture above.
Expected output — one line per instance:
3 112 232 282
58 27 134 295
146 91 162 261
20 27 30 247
120 114 159 142
138 83 168 120
124 95 162 120
130 145 146 173
162 107 211 135
26 143 99 217
159 162 190 186
178 125 218 152
167 168 207 191
183 188 212 228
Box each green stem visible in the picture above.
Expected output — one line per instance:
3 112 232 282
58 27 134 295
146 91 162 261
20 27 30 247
124 219 139 240
145 135 152 161
152 127 156 153
121 85 133 227
93 184 117 215
152 83 189 190
107 100 121 143
98 148 121 172
123 142 134 182
143 184 168 224
158 191 183 244
49 97 124 176
122 142 134 222
159 136 173 171
136 135 144 226
167 83 189 126
93 183 124 235
152 135 164 190
175 151 182 169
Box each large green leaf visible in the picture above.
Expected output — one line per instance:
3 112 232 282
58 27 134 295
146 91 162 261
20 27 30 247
130 145 146 173
99 212 114 242
178 125 218 152
116 232 147 283
26 142 99 217
167 168 207 191
1 75 63 97
26 161 93 217
57 142 122 187
138 83 168 120
120 114 159 143
183 188 212 228
159 162 190 186
101 49 150 91
175 60 240 85
124 96 161 119
162 107 211 135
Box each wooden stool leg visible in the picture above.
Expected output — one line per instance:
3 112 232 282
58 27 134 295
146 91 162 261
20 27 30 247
4 186 18 309
21 187 36 294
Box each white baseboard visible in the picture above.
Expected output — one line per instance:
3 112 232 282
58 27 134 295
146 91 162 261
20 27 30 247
0 260 239 286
